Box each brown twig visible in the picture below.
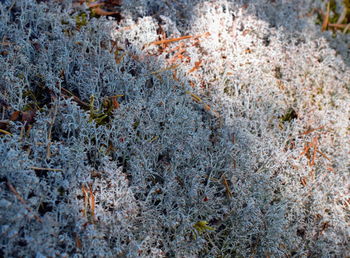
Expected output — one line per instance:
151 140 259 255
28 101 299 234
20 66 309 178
29 166 63 172
7 181 42 223
60 87 90 109
328 23 350 29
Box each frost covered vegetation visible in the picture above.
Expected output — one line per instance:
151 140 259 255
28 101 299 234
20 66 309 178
0 0 349 257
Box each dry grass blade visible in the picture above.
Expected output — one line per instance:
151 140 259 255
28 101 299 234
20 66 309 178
0 128 12 135
185 91 202 103
343 23 350 33
221 175 233 198
328 23 349 29
322 1 330 31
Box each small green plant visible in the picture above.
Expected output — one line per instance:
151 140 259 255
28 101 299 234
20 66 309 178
75 12 88 29
88 94 122 126
192 220 215 239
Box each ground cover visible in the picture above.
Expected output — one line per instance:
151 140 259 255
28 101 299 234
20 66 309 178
0 0 349 257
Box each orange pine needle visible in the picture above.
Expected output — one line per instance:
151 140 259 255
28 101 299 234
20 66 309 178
298 144 310 159
149 35 193 46
111 96 120 109
82 186 88 217
317 150 331 161
310 137 318 166
172 70 178 81
300 126 324 135
300 177 307 187
89 186 96 222
168 49 190 64
189 60 202 73
203 103 211 111
326 167 334 173
165 45 182 54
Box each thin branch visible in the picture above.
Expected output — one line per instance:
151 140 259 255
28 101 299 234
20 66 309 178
7 181 42 223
